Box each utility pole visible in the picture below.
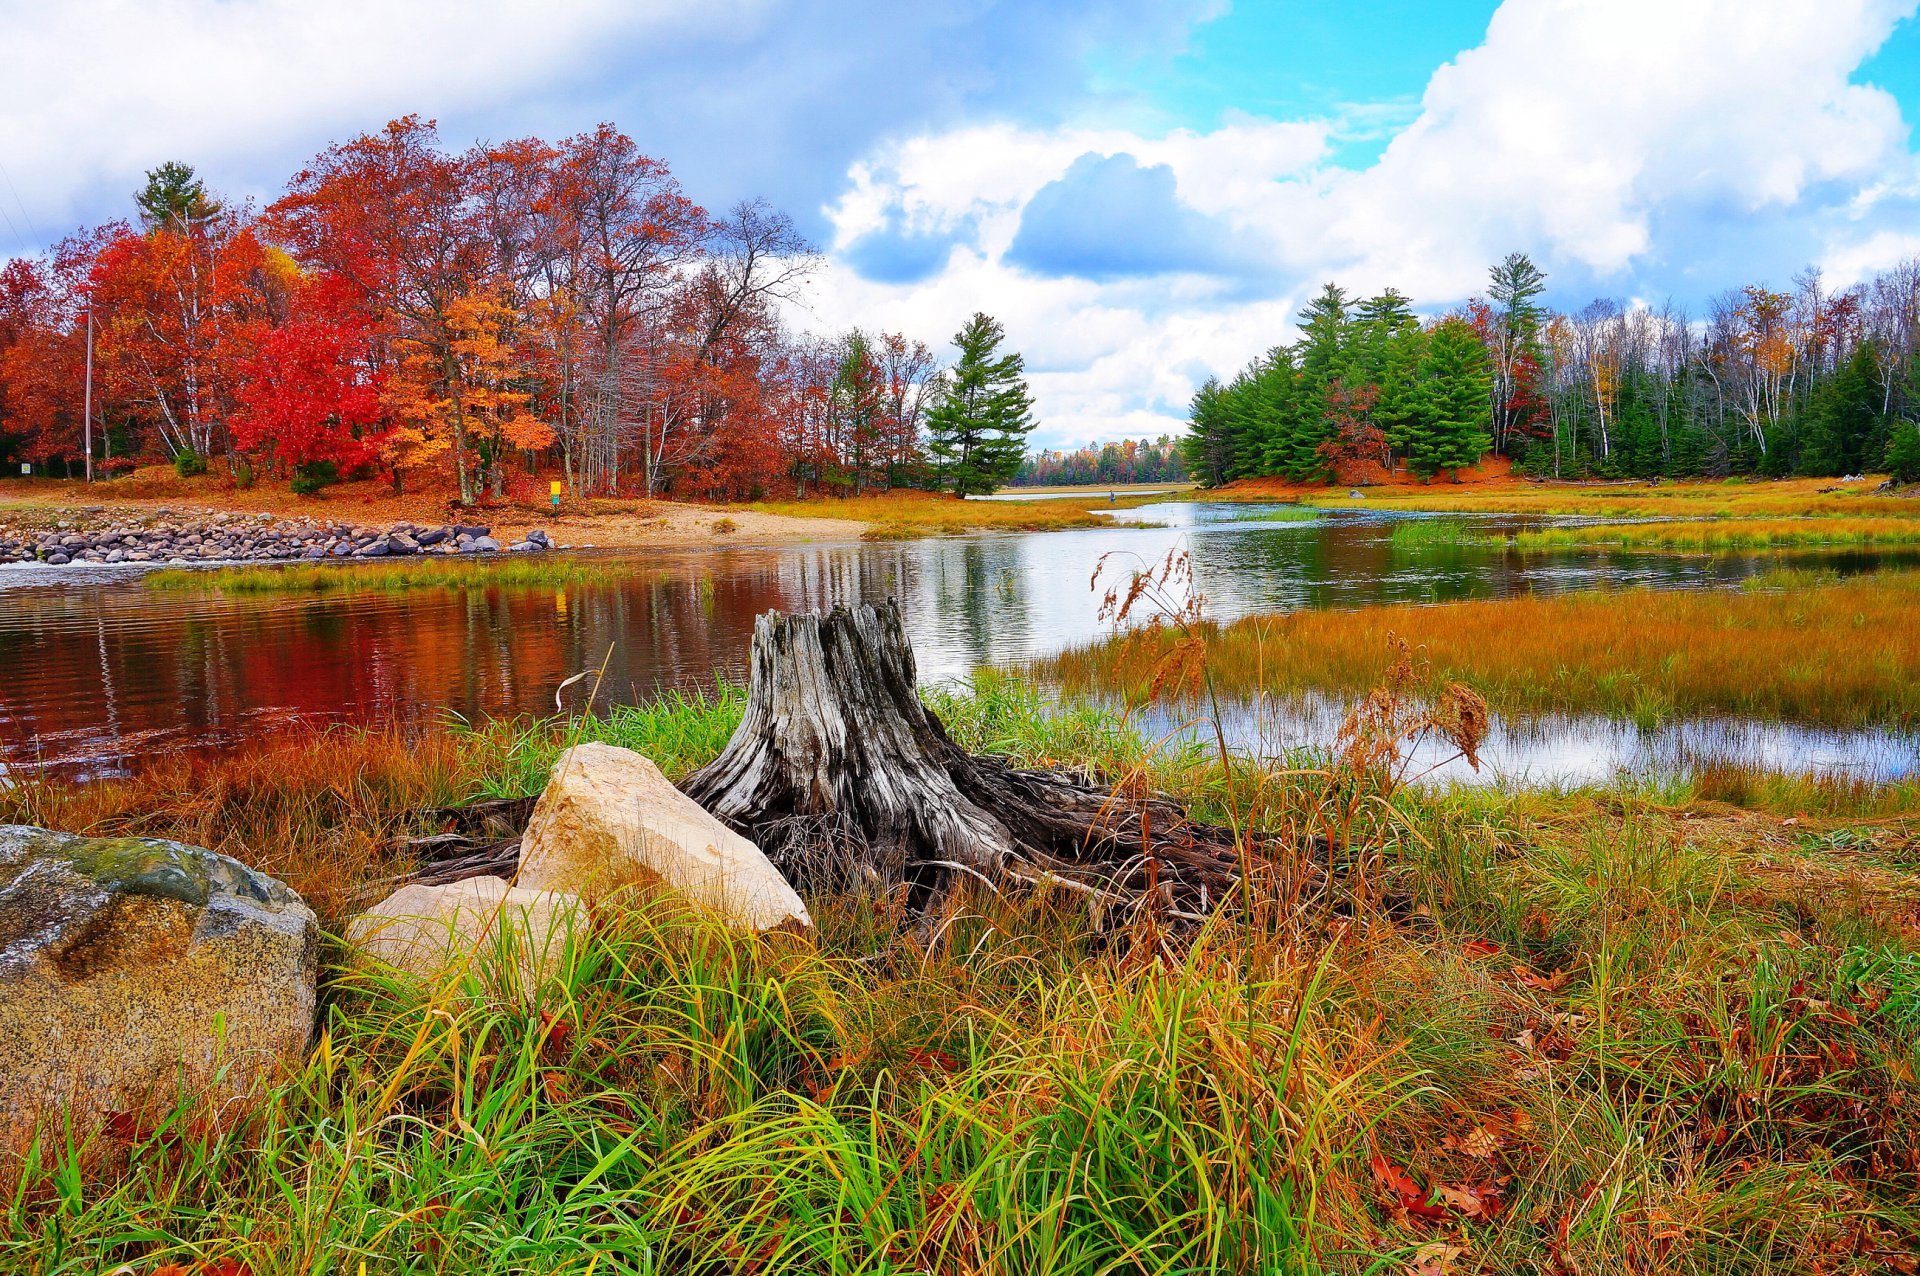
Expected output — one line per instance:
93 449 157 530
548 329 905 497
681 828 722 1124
82 303 94 482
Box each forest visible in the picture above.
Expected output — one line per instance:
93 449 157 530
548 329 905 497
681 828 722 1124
0 119 1037 503
1012 436 1187 487
1185 253 1920 486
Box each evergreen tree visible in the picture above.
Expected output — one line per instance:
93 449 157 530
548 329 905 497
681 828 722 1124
1799 342 1883 476
1182 378 1234 487
926 312 1037 496
135 162 223 233
1409 319 1493 479
1887 419 1920 484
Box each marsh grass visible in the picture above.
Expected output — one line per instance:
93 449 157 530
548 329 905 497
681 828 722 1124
1504 516 1920 551
2 679 1917 1272
750 491 1111 537
1387 518 1479 547
1039 570 1920 729
146 556 653 595
1273 476 1919 521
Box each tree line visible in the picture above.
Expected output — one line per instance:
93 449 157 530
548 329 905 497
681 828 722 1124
1184 254 1920 486
0 119 1037 501
1013 437 1187 487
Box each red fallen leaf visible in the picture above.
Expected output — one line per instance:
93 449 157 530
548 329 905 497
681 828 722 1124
538 1010 574 1054
1462 939 1502 960
541 1070 570 1102
1370 1153 1450 1221
105 1111 146 1142
1518 967 1571 991
1437 1180 1504 1220
905 1047 959 1073
149 1267 192 1276
201 1261 252 1276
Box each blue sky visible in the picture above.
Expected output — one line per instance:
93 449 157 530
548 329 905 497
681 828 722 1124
3 0 1917 448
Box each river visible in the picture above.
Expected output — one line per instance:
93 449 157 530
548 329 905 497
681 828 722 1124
1 501 1913 783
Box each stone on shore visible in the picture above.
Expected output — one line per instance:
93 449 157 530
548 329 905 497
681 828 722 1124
517 743 811 931
347 877 585 995
0 826 317 1152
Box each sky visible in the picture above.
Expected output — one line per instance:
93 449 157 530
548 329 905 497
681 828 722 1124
2 0 1917 450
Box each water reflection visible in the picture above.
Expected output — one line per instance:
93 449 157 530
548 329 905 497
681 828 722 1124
1 506 1913 780
1129 692 1920 789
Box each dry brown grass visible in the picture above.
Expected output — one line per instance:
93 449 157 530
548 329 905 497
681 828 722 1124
1275 474 1916 520
1039 568 1920 727
751 489 1112 536
1507 515 1920 550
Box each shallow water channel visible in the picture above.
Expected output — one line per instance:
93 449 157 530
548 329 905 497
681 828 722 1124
1 501 1913 784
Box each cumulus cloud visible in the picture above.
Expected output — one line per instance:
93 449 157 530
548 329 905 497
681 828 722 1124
0 0 1214 252
1005 152 1262 281
806 0 1920 448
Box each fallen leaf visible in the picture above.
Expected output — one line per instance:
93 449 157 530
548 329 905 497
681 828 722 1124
1407 1241 1468 1275
1371 1153 1451 1221
1518 967 1572 992
1463 939 1502 960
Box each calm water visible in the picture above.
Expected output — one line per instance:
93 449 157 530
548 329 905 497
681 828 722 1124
2 502 1913 782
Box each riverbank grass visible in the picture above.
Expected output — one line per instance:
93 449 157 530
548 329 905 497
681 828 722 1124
750 490 1112 537
145 555 654 595
1039 567 1920 728
1 676 1916 1272
1500 515 1920 551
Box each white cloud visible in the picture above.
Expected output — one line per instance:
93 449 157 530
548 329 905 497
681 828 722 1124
0 0 738 237
806 0 1920 448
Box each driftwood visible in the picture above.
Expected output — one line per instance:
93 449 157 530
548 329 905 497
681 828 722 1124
393 601 1259 920
680 600 1249 917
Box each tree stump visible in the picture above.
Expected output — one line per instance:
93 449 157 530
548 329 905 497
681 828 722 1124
679 599 1248 917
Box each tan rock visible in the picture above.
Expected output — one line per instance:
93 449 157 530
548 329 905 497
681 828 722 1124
517 742 811 931
0 826 317 1154
346 876 585 995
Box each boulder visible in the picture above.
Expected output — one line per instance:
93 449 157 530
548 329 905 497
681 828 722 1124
517 743 811 931
468 536 501 553
347 877 585 994
0 826 317 1151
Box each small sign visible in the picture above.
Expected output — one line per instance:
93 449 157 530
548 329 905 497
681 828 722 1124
550 481 563 496
18 463 28 476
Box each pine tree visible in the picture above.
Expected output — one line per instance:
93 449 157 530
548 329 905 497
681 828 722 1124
135 162 224 233
926 313 1037 496
1408 319 1493 480
1887 420 1920 484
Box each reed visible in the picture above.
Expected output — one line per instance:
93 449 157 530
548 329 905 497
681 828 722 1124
1270 475 1918 520
750 490 1111 536
2 679 1916 1271
145 555 652 595
1038 569 1920 728
1503 515 1920 551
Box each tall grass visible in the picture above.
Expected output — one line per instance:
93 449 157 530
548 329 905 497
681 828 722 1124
2 679 1917 1271
750 491 1111 537
1039 570 1920 728
1505 515 1920 551
146 556 653 595
1387 518 1477 546
1261 475 1918 520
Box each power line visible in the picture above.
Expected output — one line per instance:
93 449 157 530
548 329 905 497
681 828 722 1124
0 156 44 250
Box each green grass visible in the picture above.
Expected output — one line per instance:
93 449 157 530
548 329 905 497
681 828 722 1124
1387 517 1478 546
2 678 1917 1272
146 556 652 595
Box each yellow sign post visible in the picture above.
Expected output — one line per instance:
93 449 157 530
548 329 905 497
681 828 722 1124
549 480 563 516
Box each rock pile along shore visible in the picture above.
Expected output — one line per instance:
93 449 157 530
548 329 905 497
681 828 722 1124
0 513 558 566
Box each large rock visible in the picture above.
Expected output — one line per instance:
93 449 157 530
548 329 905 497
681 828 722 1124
517 743 811 931
347 877 584 994
0 826 317 1150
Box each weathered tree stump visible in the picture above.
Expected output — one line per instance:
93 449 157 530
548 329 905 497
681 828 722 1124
680 599 1248 917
